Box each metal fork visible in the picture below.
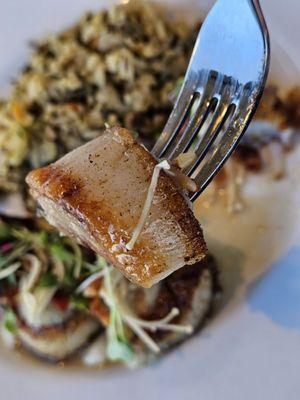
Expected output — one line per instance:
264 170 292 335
152 0 270 201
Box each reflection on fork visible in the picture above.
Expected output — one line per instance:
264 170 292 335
152 0 270 201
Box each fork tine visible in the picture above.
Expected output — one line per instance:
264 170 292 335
165 71 222 160
152 80 196 159
190 83 254 201
152 70 210 159
184 78 239 176
152 0 269 200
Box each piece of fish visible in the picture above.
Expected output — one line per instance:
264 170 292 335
26 127 207 288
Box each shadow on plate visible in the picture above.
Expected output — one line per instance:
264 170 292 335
206 235 245 312
247 245 300 333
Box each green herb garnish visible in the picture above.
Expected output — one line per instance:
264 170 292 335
0 224 12 241
101 264 134 363
7 273 17 286
37 271 58 288
70 294 90 311
107 329 134 362
0 243 29 269
4 309 17 333
106 307 134 363
13 229 48 248
50 243 74 264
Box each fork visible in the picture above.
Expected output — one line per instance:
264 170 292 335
152 0 270 201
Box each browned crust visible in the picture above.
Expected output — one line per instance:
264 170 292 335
26 127 207 287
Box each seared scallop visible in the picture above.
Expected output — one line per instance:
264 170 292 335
128 255 219 352
17 311 101 362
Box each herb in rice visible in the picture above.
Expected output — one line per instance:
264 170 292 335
0 0 195 193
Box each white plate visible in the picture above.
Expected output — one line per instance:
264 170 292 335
0 1 299 399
